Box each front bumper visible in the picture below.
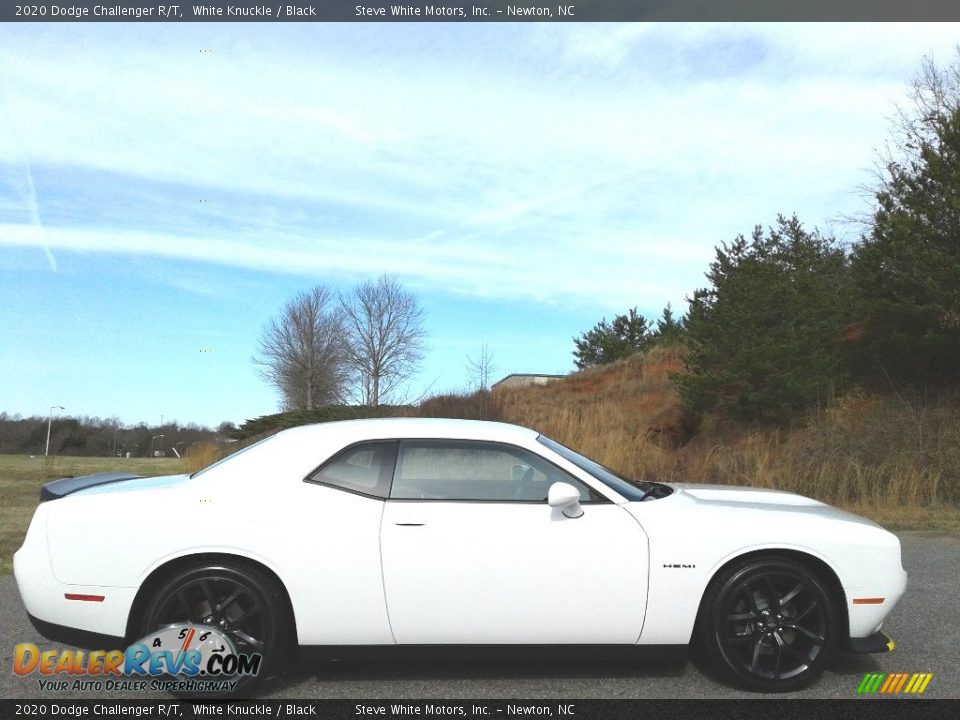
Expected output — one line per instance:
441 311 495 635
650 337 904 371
847 630 896 654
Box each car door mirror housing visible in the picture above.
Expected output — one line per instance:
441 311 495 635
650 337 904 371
548 482 584 519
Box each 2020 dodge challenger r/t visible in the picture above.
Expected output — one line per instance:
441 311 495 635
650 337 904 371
15 418 906 693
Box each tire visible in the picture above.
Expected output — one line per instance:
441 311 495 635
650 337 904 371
136 560 289 697
696 555 838 692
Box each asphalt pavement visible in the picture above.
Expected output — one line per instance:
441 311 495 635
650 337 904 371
1 532 957 700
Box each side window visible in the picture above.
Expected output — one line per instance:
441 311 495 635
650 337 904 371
306 441 397 498
391 441 601 502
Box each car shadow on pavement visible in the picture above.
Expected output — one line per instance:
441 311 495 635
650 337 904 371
263 656 688 695
686 646 887 691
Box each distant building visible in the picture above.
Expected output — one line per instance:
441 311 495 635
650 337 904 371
492 373 566 390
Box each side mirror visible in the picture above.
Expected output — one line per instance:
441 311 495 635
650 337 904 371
548 482 584 519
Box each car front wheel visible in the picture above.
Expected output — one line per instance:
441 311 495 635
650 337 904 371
697 555 839 692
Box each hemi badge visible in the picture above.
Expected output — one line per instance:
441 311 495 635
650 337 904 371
852 597 885 605
64 593 105 602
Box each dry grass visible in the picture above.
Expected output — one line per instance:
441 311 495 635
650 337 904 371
838 504 960 534
495 345 960 533
182 441 222 474
497 346 689 478
0 454 185 574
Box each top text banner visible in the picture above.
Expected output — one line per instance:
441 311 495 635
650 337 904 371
3 1 960 22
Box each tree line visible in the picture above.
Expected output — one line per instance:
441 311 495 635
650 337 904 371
572 53 960 425
0 413 224 457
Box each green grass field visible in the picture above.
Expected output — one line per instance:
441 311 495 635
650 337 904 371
0 454 183 575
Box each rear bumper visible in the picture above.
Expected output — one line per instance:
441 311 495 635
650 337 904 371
14 506 136 640
847 630 896 654
26 612 125 651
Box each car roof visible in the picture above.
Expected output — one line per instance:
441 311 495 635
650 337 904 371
195 418 547 487
276 417 540 445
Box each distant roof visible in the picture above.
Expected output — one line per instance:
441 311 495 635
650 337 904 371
492 373 567 386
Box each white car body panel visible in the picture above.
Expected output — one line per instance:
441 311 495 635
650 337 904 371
381 502 648 644
15 503 138 638
271 483 394 645
14 418 906 656
626 487 906 643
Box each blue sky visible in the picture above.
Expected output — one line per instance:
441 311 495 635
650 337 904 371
1 23 958 428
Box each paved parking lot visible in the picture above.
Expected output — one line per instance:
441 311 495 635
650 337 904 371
2 532 957 699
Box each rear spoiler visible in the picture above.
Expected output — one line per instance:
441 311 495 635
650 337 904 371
40 472 144 502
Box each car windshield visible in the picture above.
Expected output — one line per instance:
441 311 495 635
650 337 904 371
536 435 659 502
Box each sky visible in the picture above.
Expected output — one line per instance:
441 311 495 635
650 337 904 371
0 23 958 429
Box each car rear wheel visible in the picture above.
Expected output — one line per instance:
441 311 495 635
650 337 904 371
137 560 288 697
697 555 838 692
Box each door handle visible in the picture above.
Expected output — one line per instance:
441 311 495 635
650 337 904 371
394 519 426 527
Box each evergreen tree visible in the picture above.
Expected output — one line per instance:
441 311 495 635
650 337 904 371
652 303 686 345
679 216 850 424
573 308 652 369
850 54 960 386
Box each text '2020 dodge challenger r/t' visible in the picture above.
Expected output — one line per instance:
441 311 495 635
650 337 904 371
15 418 906 694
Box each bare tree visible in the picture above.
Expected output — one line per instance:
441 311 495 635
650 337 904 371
890 51 960 166
466 344 496 391
340 275 427 406
466 344 497 419
254 287 348 410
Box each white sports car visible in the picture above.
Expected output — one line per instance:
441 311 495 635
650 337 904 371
15 418 906 693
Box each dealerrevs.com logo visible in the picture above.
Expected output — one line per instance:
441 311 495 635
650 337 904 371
14 624 261 694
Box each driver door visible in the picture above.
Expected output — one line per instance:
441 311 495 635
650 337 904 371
379 440 649 644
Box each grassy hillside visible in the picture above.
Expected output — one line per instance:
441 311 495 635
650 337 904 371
495 345 960 533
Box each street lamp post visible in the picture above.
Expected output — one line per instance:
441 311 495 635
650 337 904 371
45 405 65 457
150 434 165 458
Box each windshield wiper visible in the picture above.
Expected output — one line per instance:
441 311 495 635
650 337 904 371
637 482 664 501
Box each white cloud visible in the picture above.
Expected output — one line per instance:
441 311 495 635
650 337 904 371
1 23 958 315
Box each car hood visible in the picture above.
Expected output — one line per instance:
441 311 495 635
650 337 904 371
664 482 882 528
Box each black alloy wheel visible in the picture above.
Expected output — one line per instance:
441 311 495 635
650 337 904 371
698 556 838 692
138 561 288 697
